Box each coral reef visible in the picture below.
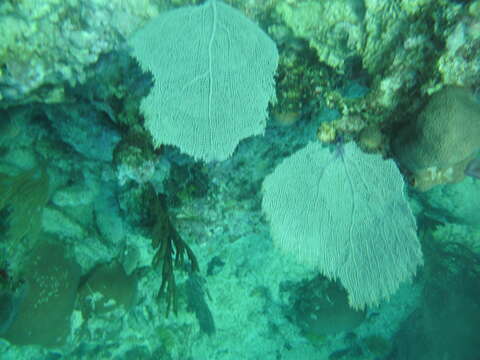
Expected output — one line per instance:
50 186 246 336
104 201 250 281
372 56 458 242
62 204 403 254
77 261 137 317
3 240 81 348
465 156 480 178
432 223 480 255
275 0 480 159
112 130 159 185
437 1 480 87
185 273 215 336
0 0 159 104
285 275 366 340
44 103 121 162
392 236 480 360
276 0 365 74
0 161 49 246
416 176 480 227
392 86 480 190
1 0 480 358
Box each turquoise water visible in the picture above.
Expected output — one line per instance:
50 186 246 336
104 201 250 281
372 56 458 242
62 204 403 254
0 0 479 359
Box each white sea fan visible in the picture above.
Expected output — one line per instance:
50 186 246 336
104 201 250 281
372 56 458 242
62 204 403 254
262 142 423 309
129 0 278 162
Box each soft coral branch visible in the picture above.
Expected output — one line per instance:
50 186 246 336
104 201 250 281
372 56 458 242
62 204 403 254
148 186 199 316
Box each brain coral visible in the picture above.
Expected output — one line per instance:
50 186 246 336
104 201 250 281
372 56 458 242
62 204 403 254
392 86 480 191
